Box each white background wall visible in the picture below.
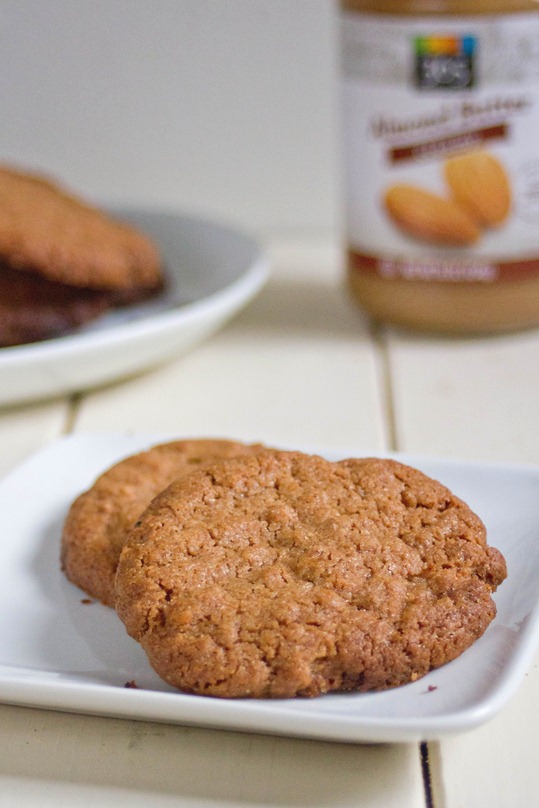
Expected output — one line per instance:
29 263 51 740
0 0 340 241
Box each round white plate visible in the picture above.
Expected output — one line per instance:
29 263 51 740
0 209 269 407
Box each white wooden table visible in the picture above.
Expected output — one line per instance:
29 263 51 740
1 241 538 808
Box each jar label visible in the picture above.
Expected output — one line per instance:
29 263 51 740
342 11 539 282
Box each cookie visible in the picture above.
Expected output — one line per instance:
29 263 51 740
61 438 265 606
115 451 507 699
0 262 164 347
0 165 162 291
0 264 113 346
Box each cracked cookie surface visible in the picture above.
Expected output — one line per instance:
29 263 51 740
61 438 264 606
115 451 507 698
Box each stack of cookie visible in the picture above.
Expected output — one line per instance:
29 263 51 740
0 165 163 347
61 438 507 699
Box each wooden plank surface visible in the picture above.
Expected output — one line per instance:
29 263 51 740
0 245 426 807
72 244 388 455
386 328 539 464
385 325 539 808
5 246 539 807
0 705 424 808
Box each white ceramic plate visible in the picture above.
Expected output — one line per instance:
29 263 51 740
0 433 538 744
0 210 269 407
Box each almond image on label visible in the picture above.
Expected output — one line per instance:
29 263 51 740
384 184 480 246
445 151 511 227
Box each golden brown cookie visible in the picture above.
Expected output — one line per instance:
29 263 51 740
61 438 265 606
115 451 507 699
0 165 162 291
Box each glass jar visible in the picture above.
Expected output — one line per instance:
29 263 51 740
341 0 539 332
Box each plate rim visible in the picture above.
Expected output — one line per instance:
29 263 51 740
0 250 269 365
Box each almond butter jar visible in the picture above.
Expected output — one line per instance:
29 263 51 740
341 0 539 333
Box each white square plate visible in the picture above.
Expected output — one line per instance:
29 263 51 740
0 433 538 744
